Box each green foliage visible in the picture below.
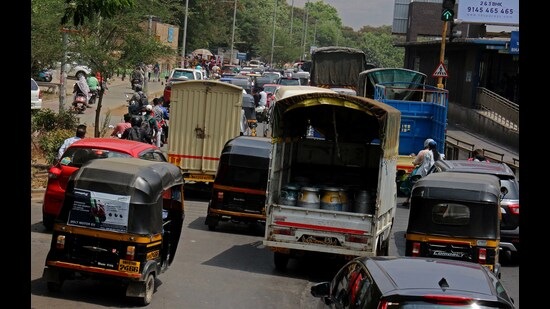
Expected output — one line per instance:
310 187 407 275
38 129 75 165
359 29 405 68
31 109 80 134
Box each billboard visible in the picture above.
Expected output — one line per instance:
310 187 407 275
457 0 519 25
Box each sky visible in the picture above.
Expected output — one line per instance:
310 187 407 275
286 0 395 30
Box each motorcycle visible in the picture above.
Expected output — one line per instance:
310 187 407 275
131 78 142 91
72 93 88 114
88 88 99 105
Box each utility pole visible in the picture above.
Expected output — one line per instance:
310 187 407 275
59 30 68 112
230 0 237 65
437 21 449 89
270 0 278 66
181 0 189 67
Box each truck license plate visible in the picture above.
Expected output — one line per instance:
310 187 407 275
188 174 214 181
299 235 340 246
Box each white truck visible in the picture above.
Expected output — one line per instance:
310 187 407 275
167 80 244 190
262 86 401 270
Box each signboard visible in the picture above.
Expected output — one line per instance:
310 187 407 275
237 52 247 60
457 0 518 25
432 62 449 78
509 31 519 54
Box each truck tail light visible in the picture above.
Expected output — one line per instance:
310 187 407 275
216 191 224 202
346 234 369 244
272 227 294 236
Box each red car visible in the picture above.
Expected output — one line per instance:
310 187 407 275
41 138 168 230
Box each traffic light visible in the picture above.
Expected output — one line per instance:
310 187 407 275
441 0 455 21
449 20 462 42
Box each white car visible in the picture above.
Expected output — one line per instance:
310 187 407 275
31 78 42 110
65 63 91 79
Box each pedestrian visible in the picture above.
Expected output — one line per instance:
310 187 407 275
258 87 267 107
147 63 153 82
468 148 490 162
152 98 169 146
111 113 132 138
58 124 87 160
153 62 160 82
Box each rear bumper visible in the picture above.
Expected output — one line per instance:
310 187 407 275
500 227 519 252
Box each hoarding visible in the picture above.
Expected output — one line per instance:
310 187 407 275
457 0 518 25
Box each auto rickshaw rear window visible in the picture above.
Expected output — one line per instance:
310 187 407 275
432 203 470 225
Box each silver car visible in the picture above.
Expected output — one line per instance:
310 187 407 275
31 78 42 110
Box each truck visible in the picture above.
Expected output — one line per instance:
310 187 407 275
309 46 369 93
357 68 448 186
167 80 243 189
262 86 401 271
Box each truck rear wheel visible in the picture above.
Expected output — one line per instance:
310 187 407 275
274 252 289 271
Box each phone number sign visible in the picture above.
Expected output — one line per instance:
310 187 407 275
457 0 518 25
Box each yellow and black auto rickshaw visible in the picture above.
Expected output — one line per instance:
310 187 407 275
42 158 185 306
404 171 506 277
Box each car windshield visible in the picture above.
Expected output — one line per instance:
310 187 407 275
278 78 300 85
172 70 194 79
60 148 133 167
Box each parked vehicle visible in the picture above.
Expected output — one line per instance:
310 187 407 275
35 68 53 82
31 78 43 110
163 68 204 105
167 80 243 190
311 256 516 309
65 62 91 79
263 86 401 271
205 136 272 231
357 68 448 184
405 171 505 277
276 77 301 85
42 138 167 230
427 159 520 261
42 158 185 306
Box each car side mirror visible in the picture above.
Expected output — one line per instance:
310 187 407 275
310 282 330 298
500 187 508 199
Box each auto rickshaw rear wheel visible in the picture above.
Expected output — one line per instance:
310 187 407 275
140 273 155 306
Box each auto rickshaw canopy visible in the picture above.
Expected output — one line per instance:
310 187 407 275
57 157 184 235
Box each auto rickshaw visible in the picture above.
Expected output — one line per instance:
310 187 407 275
204 136 271 231
42 158 185 306
404 171 506 278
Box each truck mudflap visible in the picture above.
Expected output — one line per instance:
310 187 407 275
264 204 383 256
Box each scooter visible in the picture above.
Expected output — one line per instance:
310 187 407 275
72 93 88 114
36 69 53 82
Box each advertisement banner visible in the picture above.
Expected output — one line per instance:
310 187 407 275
457 0 519 25
68 189 131 232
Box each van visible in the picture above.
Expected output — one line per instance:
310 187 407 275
204 136 272 231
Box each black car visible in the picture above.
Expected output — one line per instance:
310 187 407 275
311 256 516 309
427 160 520 261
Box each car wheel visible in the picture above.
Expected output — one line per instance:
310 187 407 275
274 252 289 271
140 273 155 306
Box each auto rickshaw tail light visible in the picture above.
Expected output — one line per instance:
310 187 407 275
126 246 136 260
478 248 487 264
216 191 224 202
55 235 66 249
412 242 421 256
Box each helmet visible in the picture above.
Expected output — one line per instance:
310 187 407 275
130 115 142 127
145 104 153 111
134 84 142 91
423 138 435 148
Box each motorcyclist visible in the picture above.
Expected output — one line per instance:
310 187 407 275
73 75 91 109
131 65 144 90
128 84 148 115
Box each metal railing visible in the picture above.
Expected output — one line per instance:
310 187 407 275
476 87 519 131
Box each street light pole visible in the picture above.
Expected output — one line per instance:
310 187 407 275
181 0 189 68
230 0 237 65
270 0 278 66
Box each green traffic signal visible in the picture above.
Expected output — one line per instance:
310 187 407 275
441 9 454 21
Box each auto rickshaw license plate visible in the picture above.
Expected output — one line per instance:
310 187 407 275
118 259 140 273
